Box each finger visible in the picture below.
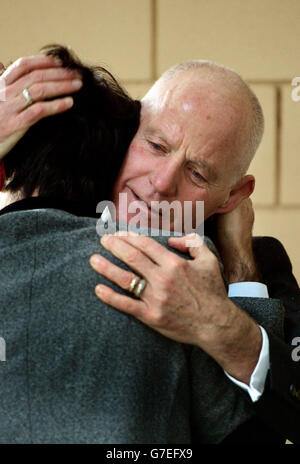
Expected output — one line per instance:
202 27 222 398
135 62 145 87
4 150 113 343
169 233 218 267
168 233 205 257
95 284 146 317
12 97 74 132
90 254 141 292
13 79 82 112
2 55 63 85
100 234 156 278
168 236 190 253
113 231 174 266
8 67 81 99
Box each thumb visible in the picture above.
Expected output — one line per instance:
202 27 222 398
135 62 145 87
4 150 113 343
168 233 205 258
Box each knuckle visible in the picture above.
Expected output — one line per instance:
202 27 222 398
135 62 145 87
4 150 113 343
122 273 135 289
126 249 139 265
149 310 163 326
3 82 13 99
150 306 169 326
159 293 169 307
30 83 44 100
138 236 149 249
15 57 26 69
31 69 43 83
29 103 45 120
169 256 185 272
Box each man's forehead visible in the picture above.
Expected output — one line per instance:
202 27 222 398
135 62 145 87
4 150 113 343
144 80 237 131
142 90 235 149
142 91 208 134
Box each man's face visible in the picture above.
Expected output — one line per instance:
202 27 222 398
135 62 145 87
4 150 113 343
111 73 247 231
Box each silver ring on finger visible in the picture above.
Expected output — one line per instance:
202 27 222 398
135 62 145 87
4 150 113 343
133 279 147 298
22 87 33 107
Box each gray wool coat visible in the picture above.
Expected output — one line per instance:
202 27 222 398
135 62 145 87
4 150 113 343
0 202 284 444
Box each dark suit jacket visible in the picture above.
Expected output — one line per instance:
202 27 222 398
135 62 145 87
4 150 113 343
221 237 300 444
202 214 300 444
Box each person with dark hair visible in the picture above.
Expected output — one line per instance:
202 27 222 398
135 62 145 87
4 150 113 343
2 45 140 213
0 45 264 444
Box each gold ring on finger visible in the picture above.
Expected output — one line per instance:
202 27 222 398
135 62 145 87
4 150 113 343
128 275 140 293
133 279 147 298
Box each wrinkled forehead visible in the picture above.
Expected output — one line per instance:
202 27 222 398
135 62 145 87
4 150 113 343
144 69 240 108
142 77 245 149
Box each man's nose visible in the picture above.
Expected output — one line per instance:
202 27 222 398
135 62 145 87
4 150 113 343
149 158 180 197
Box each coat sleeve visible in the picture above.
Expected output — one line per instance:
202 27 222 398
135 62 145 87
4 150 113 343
248 236 300 444
223 237 300 443
166 234 300 442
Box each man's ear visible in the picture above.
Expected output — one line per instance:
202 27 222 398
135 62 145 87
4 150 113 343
215 175 255 214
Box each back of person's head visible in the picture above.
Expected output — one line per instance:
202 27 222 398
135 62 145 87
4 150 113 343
4 45 141 214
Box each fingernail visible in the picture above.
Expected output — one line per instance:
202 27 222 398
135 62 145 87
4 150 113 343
64 97 73 107
72 79 82 89
101 234 110 243
91 255 102 266
96 285 104 295
53 58 62 66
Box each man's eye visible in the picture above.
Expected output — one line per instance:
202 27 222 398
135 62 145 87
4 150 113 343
148 141 163 151
191 170 204 180
189 168 207 185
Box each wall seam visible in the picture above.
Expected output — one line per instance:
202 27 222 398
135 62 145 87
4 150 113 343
275 85 282 206
151 0 157 81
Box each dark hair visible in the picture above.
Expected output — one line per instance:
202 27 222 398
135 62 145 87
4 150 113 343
4 45 141 214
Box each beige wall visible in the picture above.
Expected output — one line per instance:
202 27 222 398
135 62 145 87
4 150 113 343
1 0 300 282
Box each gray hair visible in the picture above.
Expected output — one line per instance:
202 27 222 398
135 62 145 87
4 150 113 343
159 60 264 182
